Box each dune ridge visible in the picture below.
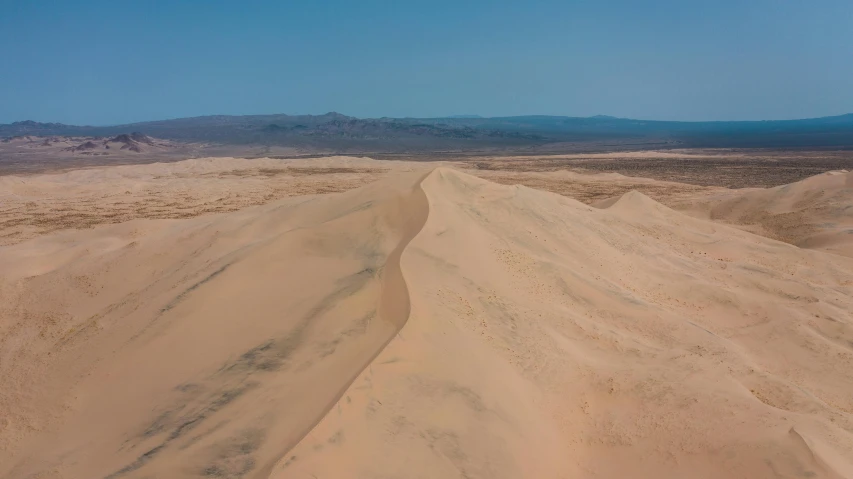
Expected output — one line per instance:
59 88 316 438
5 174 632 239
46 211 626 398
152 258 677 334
2 167 853 478
674 169 853 257
274 168 853 479
252 171 430 479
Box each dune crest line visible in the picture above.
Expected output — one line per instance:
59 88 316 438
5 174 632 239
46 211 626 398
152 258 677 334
258 169 433 477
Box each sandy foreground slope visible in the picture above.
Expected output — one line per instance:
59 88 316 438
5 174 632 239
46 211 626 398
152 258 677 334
1 167 853 478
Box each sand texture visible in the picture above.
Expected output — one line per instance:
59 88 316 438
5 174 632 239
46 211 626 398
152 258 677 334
675 170 853 258
2 163 853 478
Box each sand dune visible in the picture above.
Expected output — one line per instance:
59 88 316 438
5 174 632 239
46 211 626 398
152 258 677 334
2 167 853 478
675 170 853 257
1 170 428 478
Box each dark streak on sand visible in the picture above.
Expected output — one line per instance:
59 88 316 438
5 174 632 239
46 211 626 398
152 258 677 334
105 383 256 479
105 267 378 478
220 267 377 374
200 428 265 478
161 263 232 314
106 171 430 478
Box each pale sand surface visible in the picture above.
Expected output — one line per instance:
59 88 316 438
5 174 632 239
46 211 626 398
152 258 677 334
2 158 853 478
672 170 853 258
0 156 393 246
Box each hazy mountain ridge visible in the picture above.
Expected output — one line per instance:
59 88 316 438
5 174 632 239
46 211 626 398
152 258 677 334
2 113 853 151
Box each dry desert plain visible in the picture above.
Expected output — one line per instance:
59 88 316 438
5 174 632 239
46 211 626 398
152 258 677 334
2 151 853 478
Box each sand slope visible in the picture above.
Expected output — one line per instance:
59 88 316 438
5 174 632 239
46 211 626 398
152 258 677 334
2 168 853 478
677 170 853 258
1 170 428 478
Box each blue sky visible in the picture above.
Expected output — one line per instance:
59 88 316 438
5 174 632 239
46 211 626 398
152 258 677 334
1 0 851 125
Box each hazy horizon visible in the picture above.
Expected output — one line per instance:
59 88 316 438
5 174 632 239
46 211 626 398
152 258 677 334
5 110 853 128
2 0 852 125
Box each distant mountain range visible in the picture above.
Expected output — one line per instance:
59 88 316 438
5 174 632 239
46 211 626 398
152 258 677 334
3 112 853 152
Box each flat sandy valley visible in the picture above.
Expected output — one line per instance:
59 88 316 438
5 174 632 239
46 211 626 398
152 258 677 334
3 151 853 478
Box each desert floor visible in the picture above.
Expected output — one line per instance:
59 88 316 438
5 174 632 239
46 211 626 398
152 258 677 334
2 152 853 478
